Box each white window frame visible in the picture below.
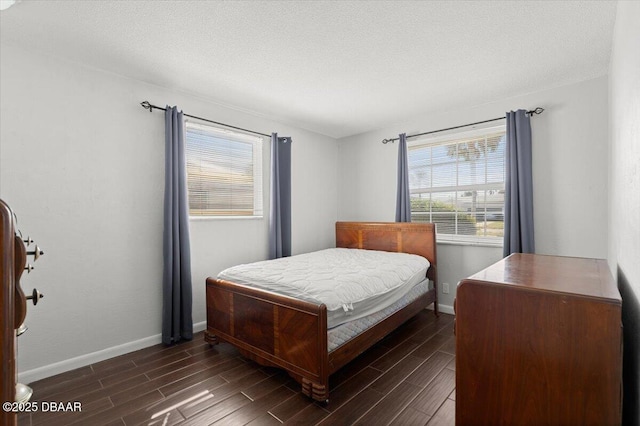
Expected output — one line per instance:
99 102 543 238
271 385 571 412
408 124 506 247
185 119 265 219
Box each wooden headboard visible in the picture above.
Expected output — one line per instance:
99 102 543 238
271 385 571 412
335 222 437 276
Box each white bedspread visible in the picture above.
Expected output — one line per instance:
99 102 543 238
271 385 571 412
217 248 429 328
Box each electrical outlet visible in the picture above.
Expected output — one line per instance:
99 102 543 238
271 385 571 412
443 282 450 294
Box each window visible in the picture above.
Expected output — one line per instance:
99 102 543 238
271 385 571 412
185 121 263 217
408 126 506 245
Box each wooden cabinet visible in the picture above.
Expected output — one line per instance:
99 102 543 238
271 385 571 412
1 200 19 426
1 200 43 426
455 254 622 426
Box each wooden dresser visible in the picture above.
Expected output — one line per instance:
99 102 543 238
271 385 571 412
455 254 622 426
1 200 44 426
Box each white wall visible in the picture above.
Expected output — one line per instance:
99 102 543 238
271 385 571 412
608 0 640 306
608 1 640 422
337 76 610 309
0 43 338 382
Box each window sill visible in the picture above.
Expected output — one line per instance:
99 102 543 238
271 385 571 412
436 239 503 248
189 215 264 221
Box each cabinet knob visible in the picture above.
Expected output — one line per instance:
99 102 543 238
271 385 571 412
26 288 43 306
16 323 28 336
15 383 33 404
27 245 44 261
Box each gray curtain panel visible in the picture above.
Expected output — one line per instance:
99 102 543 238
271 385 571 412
162 106 193 344
396 133 411 222
269 133 292 259
504 109 535 256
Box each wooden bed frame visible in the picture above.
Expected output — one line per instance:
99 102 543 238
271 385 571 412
204 221 438 401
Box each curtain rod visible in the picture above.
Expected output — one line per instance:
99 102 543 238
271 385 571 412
139 101 271 138
381 107 544 144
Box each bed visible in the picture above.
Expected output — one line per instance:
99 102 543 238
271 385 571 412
204 221 438 402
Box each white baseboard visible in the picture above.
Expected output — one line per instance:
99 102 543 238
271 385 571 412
18 321 207 385
427 303 454 315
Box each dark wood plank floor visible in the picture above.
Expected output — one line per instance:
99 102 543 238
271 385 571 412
19 311 455 426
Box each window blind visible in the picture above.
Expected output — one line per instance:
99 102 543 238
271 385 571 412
185 122 263 217
408 127 506 244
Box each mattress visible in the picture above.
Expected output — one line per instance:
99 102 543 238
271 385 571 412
327 279 430 352
217 248 430 328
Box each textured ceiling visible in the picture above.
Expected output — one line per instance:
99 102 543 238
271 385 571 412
0 1 617 138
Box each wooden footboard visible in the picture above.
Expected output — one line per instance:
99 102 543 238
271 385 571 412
205 221 438 402
205 278 330 400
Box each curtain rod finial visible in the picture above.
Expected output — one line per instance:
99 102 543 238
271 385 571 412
527 107 544 116
140 101 152 111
